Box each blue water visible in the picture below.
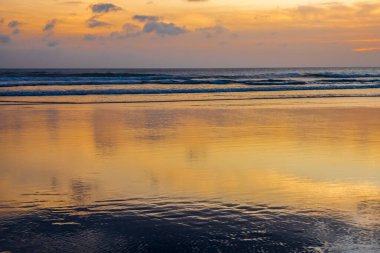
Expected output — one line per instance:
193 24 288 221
0 68 380 100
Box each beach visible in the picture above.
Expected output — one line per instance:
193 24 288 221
1 95 380 252
2 0 380 250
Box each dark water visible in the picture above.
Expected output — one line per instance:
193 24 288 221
1 68 380 252
0 68 380 104
2 198 378 253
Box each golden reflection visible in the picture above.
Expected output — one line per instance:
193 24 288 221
0 104 380 219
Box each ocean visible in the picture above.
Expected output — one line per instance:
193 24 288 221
1 68 380 252
1 68 380 104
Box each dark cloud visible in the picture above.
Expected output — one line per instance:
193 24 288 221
8 20 22 28
43 19 58 32
6 20 23 35
0 34 11 44
110 15 186 38
133 15 159 22
143 21 187 36
47 40 59 47
90 3 122 14
86 16 110 28
0 18 4 25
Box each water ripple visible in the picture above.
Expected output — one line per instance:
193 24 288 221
1 197 379 252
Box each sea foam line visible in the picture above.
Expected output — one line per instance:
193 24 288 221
1 84 380 96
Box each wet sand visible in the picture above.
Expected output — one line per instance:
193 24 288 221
1 98 380 252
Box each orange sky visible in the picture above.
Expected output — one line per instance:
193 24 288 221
0 0 380 67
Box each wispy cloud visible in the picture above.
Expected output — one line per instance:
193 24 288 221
111 15 187 37
62 1 83 4
83 34 99 41
8 20 22 28
90 3 122 14
350 39 380 43
110 23 141 39
133 15 159 22
143 21 187 36
7 20 23 35
353 47 380 52
83 34 106 41
288 1 380 25
86 16 110 28
132 15 186 37
12 28 21 35
43 19 58 32
197 24 227 38
47 40 60 47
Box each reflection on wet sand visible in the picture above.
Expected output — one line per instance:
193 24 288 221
0 102 380 252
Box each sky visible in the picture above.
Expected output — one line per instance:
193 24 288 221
0 0 379 68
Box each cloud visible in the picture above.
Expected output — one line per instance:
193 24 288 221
12 28 21 35
356 2 380 16
133 15 159 22
296 5 323 16
0 18 4 24
90 3 122 14
197 24 227 38
110 23 141 39
143 21 187 36
86 16 111 28
111 15 186 37
47 40 60 47
43 19 58 32
84 34 98 41
8 20 22 28
289 2 380 24
63 1 83 4
83 34 105 41
0 34 11 44
350 38 380 43
123 23 141 33
353 47 380 52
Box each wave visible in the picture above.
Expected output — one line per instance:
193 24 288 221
0 79 309 87
0 71 161 78
304 72 380 78
2 78 379 88
1 84 380 96
1 70 380 79
2 94 380 105
1 69 380 90
315 79 380 83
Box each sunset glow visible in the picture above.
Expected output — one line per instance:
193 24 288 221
353 47 380 52
1 0 380 67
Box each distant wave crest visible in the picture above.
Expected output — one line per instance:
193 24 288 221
1 68 380 97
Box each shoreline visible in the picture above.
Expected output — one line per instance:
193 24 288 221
1 96 380 109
